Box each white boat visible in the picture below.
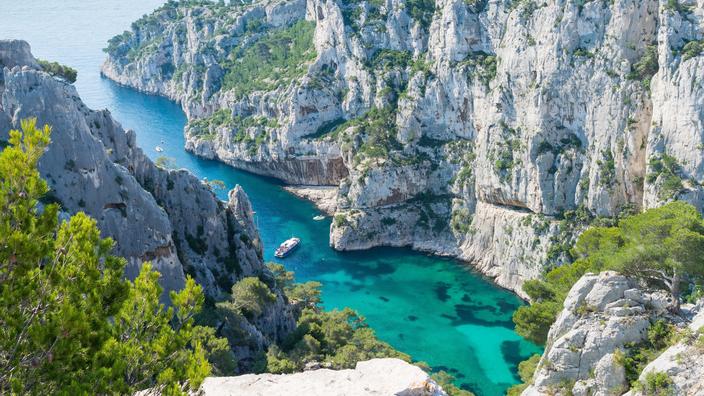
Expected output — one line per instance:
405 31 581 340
313 215 325 221
155 145 164 153
275 237 300 258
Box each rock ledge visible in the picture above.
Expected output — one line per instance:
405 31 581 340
197 358 447 396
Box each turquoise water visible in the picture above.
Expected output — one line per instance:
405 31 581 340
0 2 540 394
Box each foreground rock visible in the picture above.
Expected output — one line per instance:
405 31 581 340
102 0 704 295
624 308 704 396
196 358 447 396
0 39 294 363
522 272 700 396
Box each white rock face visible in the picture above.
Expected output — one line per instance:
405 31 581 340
101 0 704 295
522 271 693 396
623 309 704 396
0 39 295 363
283 185 339 214
196 358 447 396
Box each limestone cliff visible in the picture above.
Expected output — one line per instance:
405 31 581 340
522 271 702 396
0 39 294 362
102 0 704 295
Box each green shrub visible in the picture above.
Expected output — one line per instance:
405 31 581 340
614 321 676 388
185 229 208 255
457 52 497 88
647 154 683 201
431 371 475 396
491 122 520 182
222 20 316 98
596 149 616 187
352 107 402 163
37 59 77 83
573 48 594 58
406 0 436 29
514 201 704 345
450 207 472 234
513 301 561 344
665 0 693 15
308 118 349 140
334 214 348 227
273 304 410 371
0 119 217 394
627 45 659 90
635 371 674 395
220 277 276 319
681 40 704 60
506 354 541 395
368 49 413 71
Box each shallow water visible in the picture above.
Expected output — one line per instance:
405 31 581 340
0 2 541 394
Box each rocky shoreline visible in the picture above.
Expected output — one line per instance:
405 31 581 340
283 185 339 215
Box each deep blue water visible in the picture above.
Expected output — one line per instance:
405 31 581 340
0 2 540 394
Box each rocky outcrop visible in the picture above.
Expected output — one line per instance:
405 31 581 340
0 39 294 362
102 0 704 295
283 185 338 214
194 358 447 396
522 271 699 396
624 308 704 396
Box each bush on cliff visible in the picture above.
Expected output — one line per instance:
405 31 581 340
0 119 222 395
222 20 316 97
37 59 77 83
514 201 704 345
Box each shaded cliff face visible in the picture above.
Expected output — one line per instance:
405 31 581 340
102 0 704 295
0 39 294 355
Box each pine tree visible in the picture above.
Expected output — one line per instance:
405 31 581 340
0 119 220 395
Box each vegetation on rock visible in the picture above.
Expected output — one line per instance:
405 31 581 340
627 45 659 90
514 201 704 345
505 354 541 396
614 319 675 388
647 154 684 201
259 263 410 373
37 59 77 83
431 371 476 396
0 119 219 395
222 20 316 98
681 40 704 61
511 202 704 393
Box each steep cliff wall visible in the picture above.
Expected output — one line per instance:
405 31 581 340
0 39 294 359
102 0 704 295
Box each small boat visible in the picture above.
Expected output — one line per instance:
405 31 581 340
275 237 300 258
313 215 325 221
155 145 164 153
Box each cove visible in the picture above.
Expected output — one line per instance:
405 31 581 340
1 2 541 394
